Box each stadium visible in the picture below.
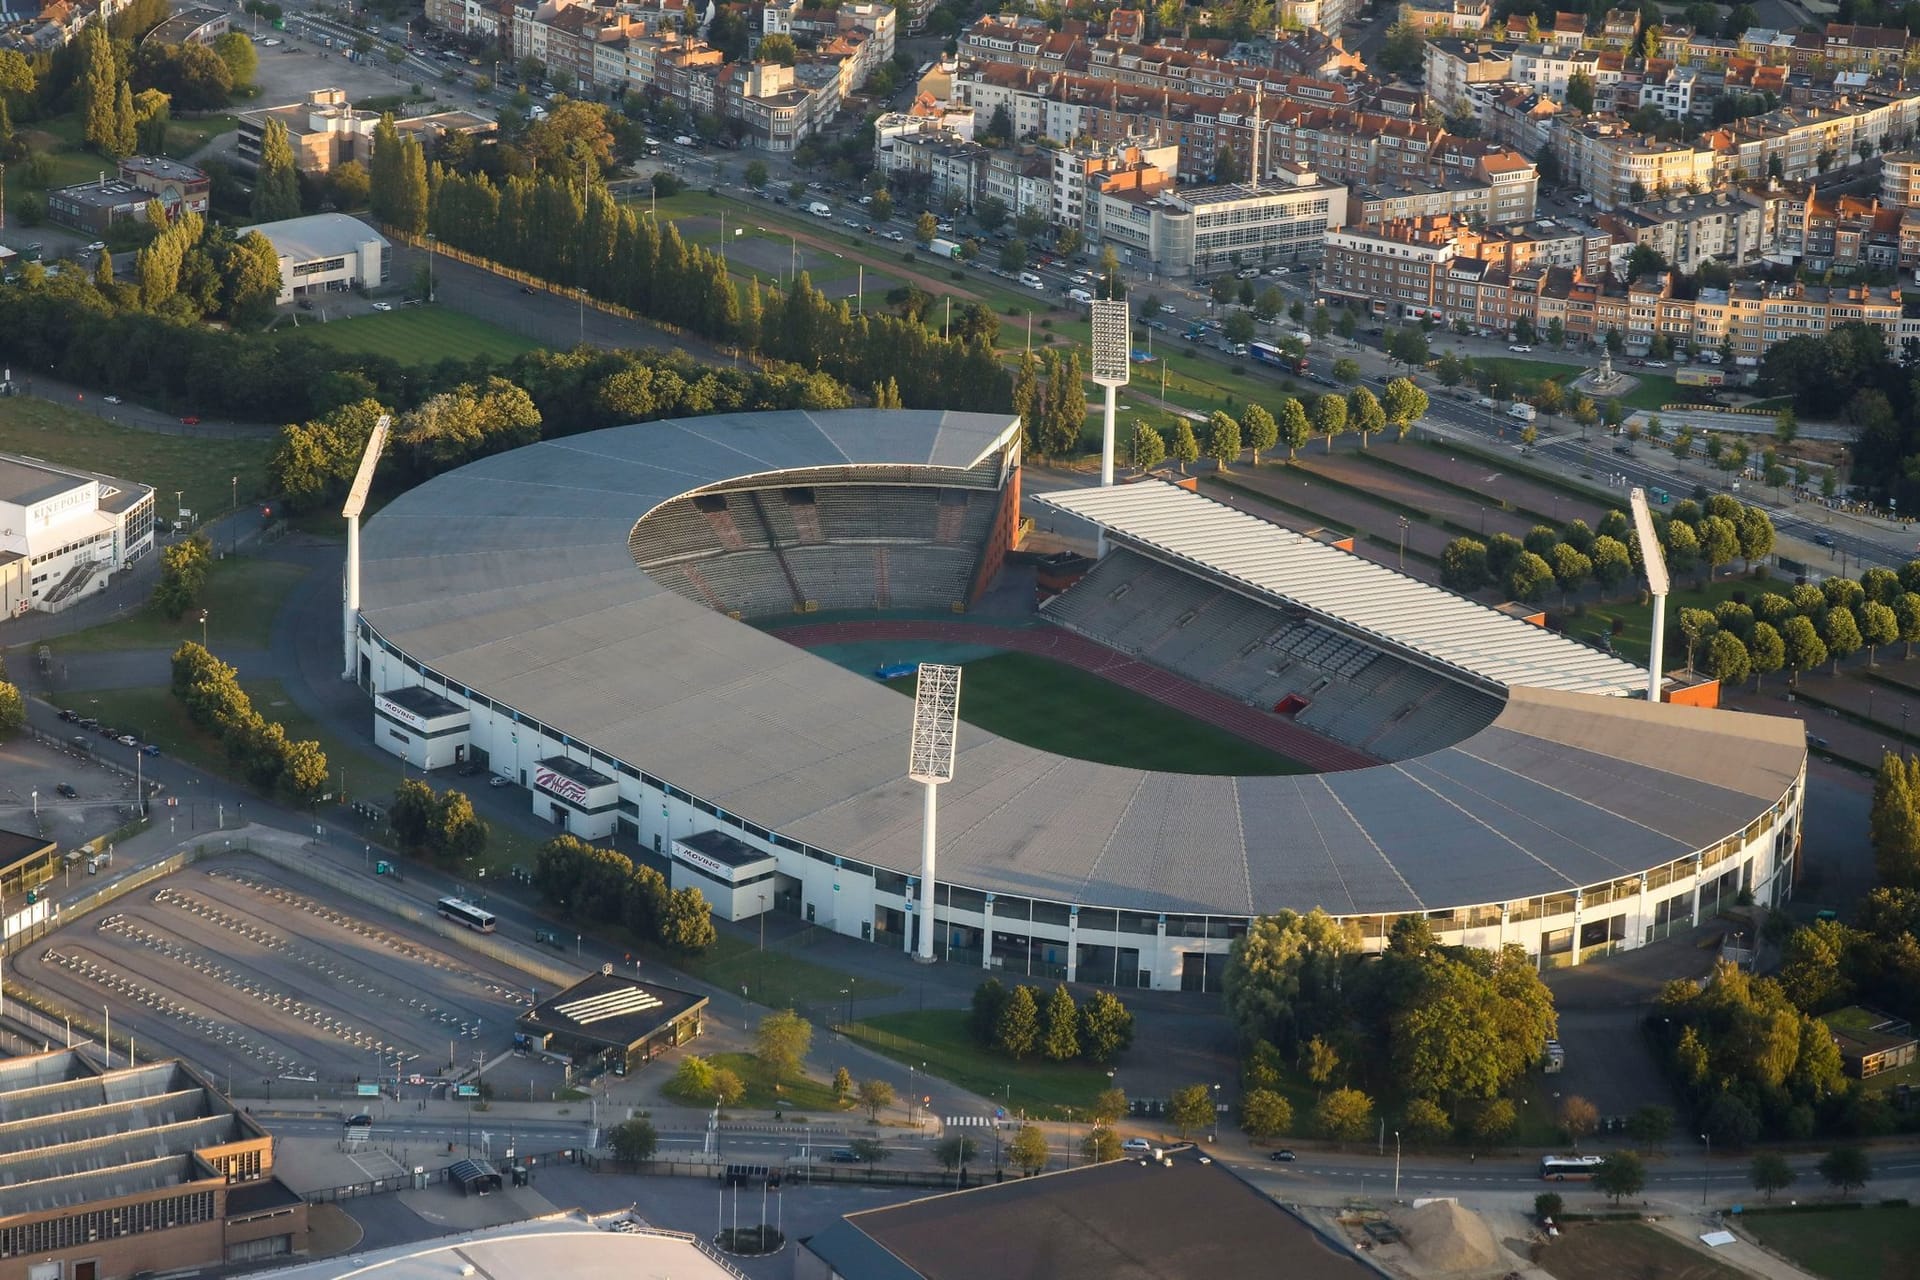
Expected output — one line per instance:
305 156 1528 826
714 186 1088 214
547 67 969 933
353 409 1807 992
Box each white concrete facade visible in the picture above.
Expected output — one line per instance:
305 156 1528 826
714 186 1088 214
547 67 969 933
0 453 155 618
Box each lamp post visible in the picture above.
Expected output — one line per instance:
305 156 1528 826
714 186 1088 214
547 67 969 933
1904 703 1911 761
1210 1084 1220 1143
229 475 238 555
1396 515 1408 569
198 608 208 650
426 232 436 302
1700 1132 1711 1205
1394 1130 1402 1201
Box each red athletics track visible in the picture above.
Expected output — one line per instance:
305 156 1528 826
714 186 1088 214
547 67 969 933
771 619 1378 773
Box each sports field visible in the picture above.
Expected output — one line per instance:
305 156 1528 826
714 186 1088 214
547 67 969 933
894 651 1308 775
291 306 540 364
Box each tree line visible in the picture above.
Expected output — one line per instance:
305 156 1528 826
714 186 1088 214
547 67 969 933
1224 911 1557 1147
375 152 1011 413
1441 495 1776 609
1121 378 1430 477
967 979 1135 1065
532 832 716 954
169 642 328 806
387 778 488 864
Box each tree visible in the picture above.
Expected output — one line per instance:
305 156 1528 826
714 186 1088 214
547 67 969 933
1559 1095 1599 1150
1861 601 1898 665
1567 69 1595 113
1383 378 1429 439
1331 357 1360 386
849 1136 889 1166
1278 398 1312 460
1083 1126 1123 1162
1223 908 1360 1052
995 984 1040 1059
1823 606 1861 674
1170 419 1201 474
1626 1105 1673 1153
1403 1097 1452 1146
754 1009 812 1086
0 681 25 739
1593 1151 1646 1204
1242 402 1278 466
1702 631 1752 686
1871 753 1920 890
213 30 256 88
858 1077 896 1121
1818 1145 1871 1198
758 32 798 63
1229 1088 1292 1141
1781 615 1826 685
1749 621 1786 690
1551 543 1592 601
1303 1035 1340 1093
915 211 938 244
1010 1123 1050 1175
1315 1088 1374 1145
1750 1150 1796 1201
1079 991 1135 1063
1441 537 1491 592
1169 1083 1215 1140
1207 410 1241 471
1041 984 1081 1062
1508 551 1555 603
1471 1098 1516 1145
832 1065 854 1103
1349 387 1386 449
152 532 213 618
933 1135 978 1171
609 1117 658 1163
252 117 302 221
1129 420 1166 472
81 23 119 156
1313 393 1347 452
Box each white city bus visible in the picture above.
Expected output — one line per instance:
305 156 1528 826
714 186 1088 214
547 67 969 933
1539 1155 1605 1181
436 896 496 932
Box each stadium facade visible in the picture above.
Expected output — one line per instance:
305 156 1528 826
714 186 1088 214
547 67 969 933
353 410 1806 992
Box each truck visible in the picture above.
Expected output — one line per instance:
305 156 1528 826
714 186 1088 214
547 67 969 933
1676 367 1726 387
1508 402 1536 422
807 201 831 218
928 237 963 260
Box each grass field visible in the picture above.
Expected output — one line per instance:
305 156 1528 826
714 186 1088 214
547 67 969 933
891 652 1307 775
51 557 308 653
845 1010 1113 1118
1558 574 1763 662
1741 1207 1920 1280
294 306 540 364
702 1051 850 1113
666 930 898 1016
0 398 274 523
1538 1222 1748 1280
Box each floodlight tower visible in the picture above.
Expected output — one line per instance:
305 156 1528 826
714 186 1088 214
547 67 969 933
341 415 392 682
906 663 962 963
1630 486 1670 702
1088 298 1130 557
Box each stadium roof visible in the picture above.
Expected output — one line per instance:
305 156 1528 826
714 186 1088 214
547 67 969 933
249 212 389 264
359 412 1806 919
1038 481 1648 696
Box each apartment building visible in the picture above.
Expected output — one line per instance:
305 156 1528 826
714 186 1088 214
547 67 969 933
1401 0 1493 35
1553 118 1717 208
1052 139 1178 234
1883 147 1920 206
1604 190 1766 272
1093 165 1347 277
236 89 493 176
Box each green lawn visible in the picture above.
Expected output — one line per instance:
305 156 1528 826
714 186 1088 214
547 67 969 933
704 1050 851 1113
1558 574 1766 662
1466 355 1587 396
845 1009 1113 1118
890 652 1308 775
667 929 898 1014
51 557 308 653
0 398 274 524
1743 1206 1920 1280
295 305 540 364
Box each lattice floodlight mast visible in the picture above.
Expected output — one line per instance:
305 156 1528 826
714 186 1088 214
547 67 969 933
1630 487 1670 703
1089 299 1130 557
907 663 962 961
341 415 392 681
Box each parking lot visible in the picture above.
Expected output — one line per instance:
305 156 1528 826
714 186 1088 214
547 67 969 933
0 728 147 852
12 858 547 1089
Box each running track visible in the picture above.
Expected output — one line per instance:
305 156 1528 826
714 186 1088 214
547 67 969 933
771 619 1378 772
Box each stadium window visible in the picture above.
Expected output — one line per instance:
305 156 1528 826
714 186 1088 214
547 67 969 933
1032 900 1071 929
874 869 908 896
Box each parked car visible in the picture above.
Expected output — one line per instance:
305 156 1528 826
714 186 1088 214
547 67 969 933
179 415 200 425
1121 1138 1153 1154
56 783 79 798
1269 1149 1297 1162
488 774 514 788
103 394 122 404
1509 343 1533 353
58 708 79 722
142 744 162 757
116 734 138 747
825 1148 861 1163
371 301 393 312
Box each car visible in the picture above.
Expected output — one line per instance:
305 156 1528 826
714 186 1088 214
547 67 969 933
858 195 872 205
1814 533 1836 548
825 1148 861 1163
142 744 162 757
1159 304 1178 315
58 708 79 722
85 241 106 252
344 1113 373 1128
1613 443 1632 455
1145 318 1168 331
1070 273 1091 285
371 301 393 312
1121 1138 1153 1154
117 734 138 747
489 774 514 788
521 285 536 294
1267 265 1290 275
1646 359 1668 368
674 135 695 146
180 415 200 425
1509 343 1533 352
56 783 79 798
936 221 953 232
886 230 905 241
1269 1149 1297 1162
456 761 480 776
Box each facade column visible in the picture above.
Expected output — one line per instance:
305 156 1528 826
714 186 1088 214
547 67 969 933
1498 903 1509 951
1635 875 1649 949
1690 855 1706 926
1153 913 1168 991
1066 906 1080 983
982 894 996 970
1569 889 1584 967
903 877 917 954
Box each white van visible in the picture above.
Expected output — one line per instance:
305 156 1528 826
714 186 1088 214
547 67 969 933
1067 287 1093 303
807 201 831 218
1019 271 1045 290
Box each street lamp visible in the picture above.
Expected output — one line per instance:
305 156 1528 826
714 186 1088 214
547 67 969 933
1394 1130 1402 1201
1700 1132 1711 1205
426 232 436 302
1210 1084 1220 1142
1396 515 1408 569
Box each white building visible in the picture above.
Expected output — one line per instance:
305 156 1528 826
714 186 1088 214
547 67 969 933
250 213 392 304
0 452 155 618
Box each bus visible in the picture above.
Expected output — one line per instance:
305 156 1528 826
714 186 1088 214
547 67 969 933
1539 1155 1605 1181
437 897 496 932
1248 341 1308 375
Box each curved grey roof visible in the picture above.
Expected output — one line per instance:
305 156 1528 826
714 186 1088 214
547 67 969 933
359 411 1808 918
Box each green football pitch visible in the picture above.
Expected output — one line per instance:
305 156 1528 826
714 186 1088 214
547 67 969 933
894 651 1309 775
292 306 540 364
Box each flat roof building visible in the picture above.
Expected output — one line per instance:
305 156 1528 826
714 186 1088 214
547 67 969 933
237 89 495 176
0 450 155 618
261 1216 739 1280
800 1147 1378 1279
247 213 391 304
518 971 708 1075
0 1050 306 1279
46 157 210 234
141 5 229 46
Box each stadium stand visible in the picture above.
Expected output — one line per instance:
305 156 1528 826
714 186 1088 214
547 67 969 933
630 484 993 617
1044 550 1502 761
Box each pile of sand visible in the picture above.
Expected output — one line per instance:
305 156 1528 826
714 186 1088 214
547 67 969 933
1393 1199 1504 1273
